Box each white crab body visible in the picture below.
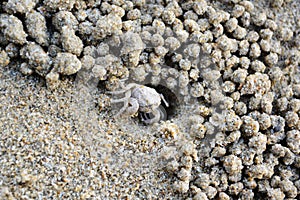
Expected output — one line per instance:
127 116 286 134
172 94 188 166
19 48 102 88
132 86 161 113
108 83 168 124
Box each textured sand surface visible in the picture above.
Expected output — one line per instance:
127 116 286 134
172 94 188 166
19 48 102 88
1 0 300 199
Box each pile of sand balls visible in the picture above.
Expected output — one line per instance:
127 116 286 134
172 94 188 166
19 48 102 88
0 0 299 199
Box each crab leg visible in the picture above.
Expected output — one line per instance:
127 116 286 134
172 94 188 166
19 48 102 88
110 90 132 103
113 90 131 117
143 108 160 124
114 102 128 117
106 83 138 95
158 105 167 121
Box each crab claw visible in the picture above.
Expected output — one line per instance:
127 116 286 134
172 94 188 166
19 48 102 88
126 98 139 116
140 105 167 124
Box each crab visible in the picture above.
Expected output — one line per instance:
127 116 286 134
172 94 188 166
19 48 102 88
108 82 169 124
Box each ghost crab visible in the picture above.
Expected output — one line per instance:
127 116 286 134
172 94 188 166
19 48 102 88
108 81 169 124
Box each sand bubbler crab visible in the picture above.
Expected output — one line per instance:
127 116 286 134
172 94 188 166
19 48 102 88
108 81 169 124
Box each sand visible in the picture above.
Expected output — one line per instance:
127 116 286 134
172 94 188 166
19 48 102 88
0 0 300 199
